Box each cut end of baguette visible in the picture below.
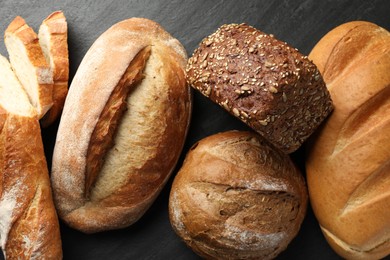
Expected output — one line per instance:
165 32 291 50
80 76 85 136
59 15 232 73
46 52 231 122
0 55 36 117
5 16 53 119
38 10 68 81
38 11 69 127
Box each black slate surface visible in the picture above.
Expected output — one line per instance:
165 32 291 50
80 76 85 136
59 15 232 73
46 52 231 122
0 0 389 259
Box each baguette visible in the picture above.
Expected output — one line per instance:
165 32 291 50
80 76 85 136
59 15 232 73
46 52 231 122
306 21 390 260
39 11 69 127
0 54 62 259
51 18 191 233
4 16 53 119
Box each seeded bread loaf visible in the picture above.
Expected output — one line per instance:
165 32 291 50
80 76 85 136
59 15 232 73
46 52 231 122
39 11 69 127
169 131 308 259
186 23 333 153
0 54 62 259
51 18 191 233
4 16 53 119
306 21 390 260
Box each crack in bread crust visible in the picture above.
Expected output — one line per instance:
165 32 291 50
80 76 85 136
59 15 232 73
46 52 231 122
169 131 307 260
85 46 151 198
306 21 390 260
322 226 390 254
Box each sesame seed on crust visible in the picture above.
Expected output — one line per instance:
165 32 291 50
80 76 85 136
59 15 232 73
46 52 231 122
186 23 333 153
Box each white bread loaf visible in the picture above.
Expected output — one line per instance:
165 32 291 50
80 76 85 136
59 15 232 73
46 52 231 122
306 21 390 260
4 16 53 119
0 54 62 259
39 10 69 127
51 18 191 233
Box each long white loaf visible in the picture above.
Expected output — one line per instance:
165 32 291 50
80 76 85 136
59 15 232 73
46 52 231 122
306 21 390 260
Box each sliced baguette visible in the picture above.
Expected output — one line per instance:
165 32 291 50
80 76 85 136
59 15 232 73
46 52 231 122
0 54 35 117
4 16 53 119
39 11 69 127
0 54 62 259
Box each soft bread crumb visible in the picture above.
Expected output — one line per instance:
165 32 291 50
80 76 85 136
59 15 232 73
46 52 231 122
0 55 35 116
5 17 53 118
91 46 168 200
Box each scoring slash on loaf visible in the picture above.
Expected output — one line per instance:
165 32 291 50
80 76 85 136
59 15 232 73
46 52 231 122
186 23 333 153
169 131 308 259
306 21 390 260
4 16 53 119
39 11 69 127
51 18 192 233
0 54 62 259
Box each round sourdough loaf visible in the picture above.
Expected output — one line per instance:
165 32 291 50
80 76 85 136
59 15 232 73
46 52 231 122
306 21 390 260
51 18 191 233
169 131 307 259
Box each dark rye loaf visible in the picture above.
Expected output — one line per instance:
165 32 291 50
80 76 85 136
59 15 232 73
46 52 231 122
186 23 333 153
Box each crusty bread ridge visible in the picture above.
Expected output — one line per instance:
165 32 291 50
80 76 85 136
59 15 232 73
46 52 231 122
169 131 308 259
51 18 191 233
39 10 69 127
4 16 53 119
0 54 62 259
306 21 390 260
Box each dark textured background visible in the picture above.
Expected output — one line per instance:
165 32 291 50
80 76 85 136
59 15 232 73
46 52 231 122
0 0 389 259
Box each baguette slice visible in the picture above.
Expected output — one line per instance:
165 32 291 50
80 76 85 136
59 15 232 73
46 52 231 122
0 54 62 259
39 11 69 127
4 16 53 119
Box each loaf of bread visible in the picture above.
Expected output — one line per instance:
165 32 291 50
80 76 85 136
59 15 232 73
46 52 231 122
169 131 307 259
39 11 69 127
186 23 333 153
51 18 191 233
5 16 53 119
0 54 62 259
306 21 390 260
